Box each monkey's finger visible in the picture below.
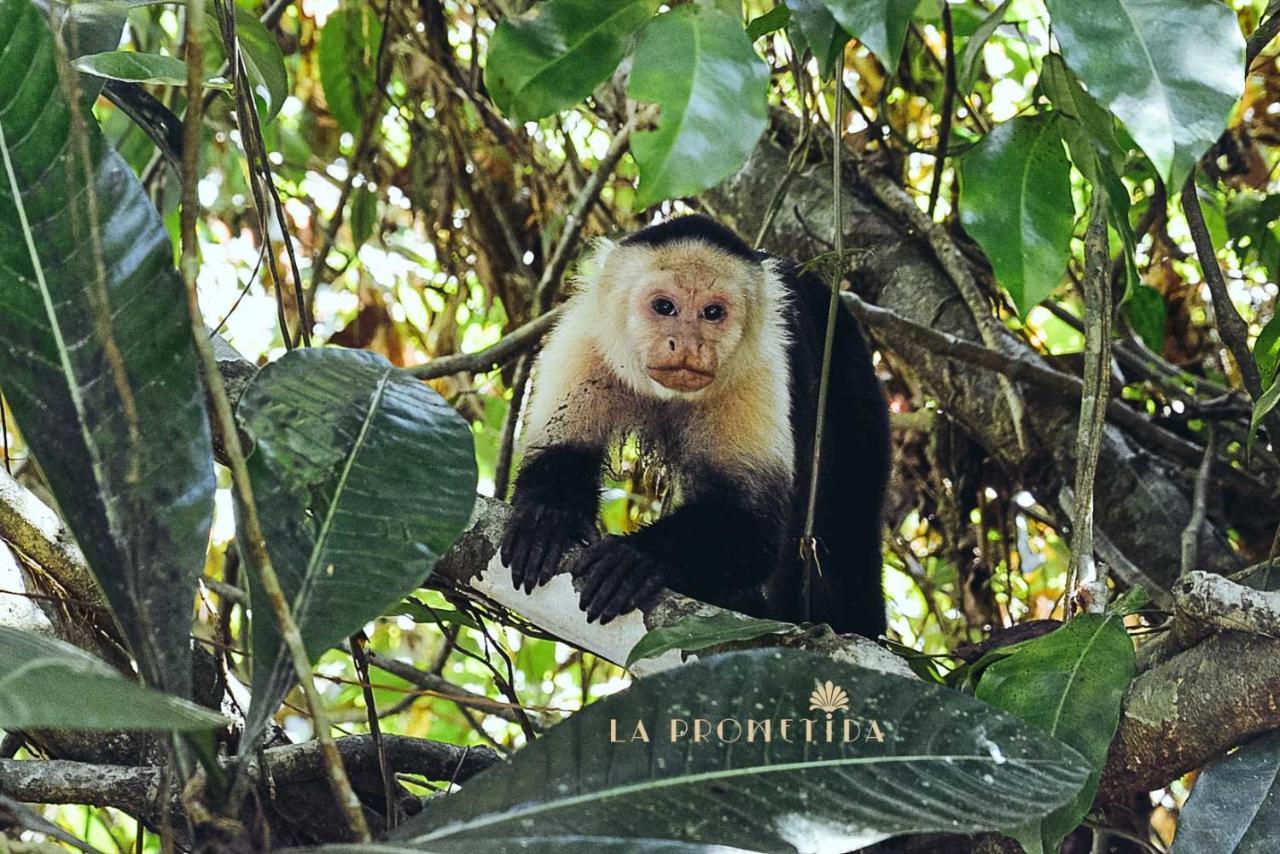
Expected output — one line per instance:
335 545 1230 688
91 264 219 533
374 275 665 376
537 539 568 587
597 572 644 624
521 535 552 593
585 561 634 623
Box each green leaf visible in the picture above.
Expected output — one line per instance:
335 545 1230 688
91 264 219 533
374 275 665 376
786 0 849 79
746 4 789 40
820 0 921 70
318 5 383 135
1106 585 1151 617
0 628 226 731
959 113 1074 314
1172 729 1280 853
1256 312 1280 388
1042 0 1245 190
0 0 215 696
236 348 477 741
72 50 232 89
52 0 130 107
350 184 378 247
1125 283 1166 353
628 5 769 207
975 614 1136 854
388 649 1091 850
626 613 795 666
386 598 482 630
957 0 1009 92
233 8 289 123
1250 376 1280 459
484 0 657 122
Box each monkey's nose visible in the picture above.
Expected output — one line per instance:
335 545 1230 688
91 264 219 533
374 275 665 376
667 339 676 351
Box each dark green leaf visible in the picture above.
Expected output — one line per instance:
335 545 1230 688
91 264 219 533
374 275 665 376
626 613 795 666
786 0 849 79
313 840 732 853
1124 283 1166 353
821 0 920 70
975 614 1136 853
72 50 231 88
1043 0 1245 190
628 5 769 207
1250 377 1280 458
318 5 383 135
390 649 1091 850
48 0 129 106
1256 312 1280 388
1106 586 1151 617
233 9 289 123
0 628 226 731
350 184 378 247
236 348 477 741
0 0 215 696
484 0 657 122
959 114 1074 314
957 0 1009 92
746 4 789 40
1172 729 1280 853
386 598 482 630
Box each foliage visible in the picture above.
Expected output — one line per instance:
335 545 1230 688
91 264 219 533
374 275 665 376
1 0 1279 850
1173 729 1280 853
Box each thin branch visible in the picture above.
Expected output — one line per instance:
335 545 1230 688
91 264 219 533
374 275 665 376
801 48 847 620
350 633 396 830
178 3 367 839
1247 0 1280 68
364 650 548 730
1181 426 1216 577
1181 175 1264 400
1068 193 1113 613
926 2 957 217
412 308 561 380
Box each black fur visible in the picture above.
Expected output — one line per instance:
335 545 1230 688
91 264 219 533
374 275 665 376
502 216 890 637
620 215 761 263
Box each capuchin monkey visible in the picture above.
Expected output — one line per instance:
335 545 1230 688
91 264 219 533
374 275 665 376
499 215 890 637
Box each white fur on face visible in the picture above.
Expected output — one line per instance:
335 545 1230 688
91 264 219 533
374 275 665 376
522 237 795 478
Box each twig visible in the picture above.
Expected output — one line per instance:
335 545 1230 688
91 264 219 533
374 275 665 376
365 650 547 729
926 2 957 217
1247 0 1280 68
178 3 367 839
349 633 397 830
1181 426 1216 577
1181 176 1264 400
0 795 96 853
801 49 847 621
412 308 561 380
1068 193 1113 613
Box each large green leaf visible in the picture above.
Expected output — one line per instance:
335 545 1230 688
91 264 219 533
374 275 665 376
485 0 658 122
36 0 129 107
976 614 1136 854
236 348 477 740
959 113 1074 315
1172 730 1280 853
786 0 849 79
1043 0 1244 190
628 5 769 208
388 649 1091 850
1256 312 1280 389
0 0 215 696
820 0 920 71
318 5 382 135
0 627 225 731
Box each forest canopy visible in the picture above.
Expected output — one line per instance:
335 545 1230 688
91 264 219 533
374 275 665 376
2 0 1280 852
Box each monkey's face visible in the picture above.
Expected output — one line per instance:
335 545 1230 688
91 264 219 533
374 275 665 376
633 264 745 396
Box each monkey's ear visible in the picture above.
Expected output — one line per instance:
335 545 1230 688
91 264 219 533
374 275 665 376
572 237 618 296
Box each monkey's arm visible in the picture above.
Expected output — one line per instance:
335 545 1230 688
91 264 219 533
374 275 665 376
501 444 604 592
572 468 788 623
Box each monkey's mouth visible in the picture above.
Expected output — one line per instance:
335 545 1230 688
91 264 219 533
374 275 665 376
647 365 716 392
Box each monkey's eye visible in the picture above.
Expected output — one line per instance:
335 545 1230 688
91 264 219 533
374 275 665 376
652 297 677 317
701 303 726 322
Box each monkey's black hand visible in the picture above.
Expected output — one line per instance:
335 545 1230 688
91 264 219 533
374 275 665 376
501 502 596 594
571 537 667 624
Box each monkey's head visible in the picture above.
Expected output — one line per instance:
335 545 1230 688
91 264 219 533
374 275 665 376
584 230 773 401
